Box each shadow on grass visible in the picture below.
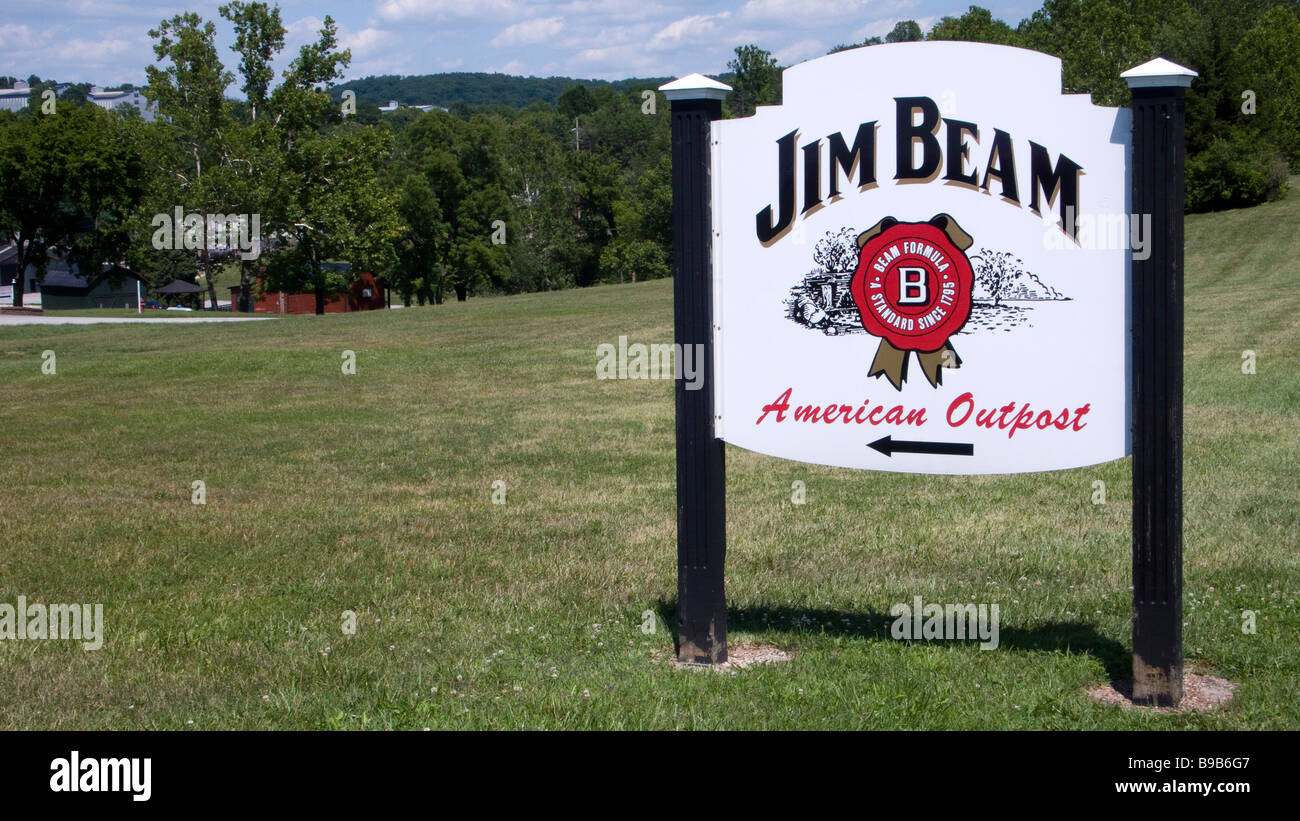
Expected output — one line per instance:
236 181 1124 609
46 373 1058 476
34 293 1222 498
654 600 1131 682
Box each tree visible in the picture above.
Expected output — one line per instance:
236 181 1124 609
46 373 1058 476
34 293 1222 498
1017 0 1149 106
392 175 448 305
0 112 72 307
828 37 882 54
216 2 287 305
813 228 859 273
832 36 883 53
927 6 1021 45
261 18 400 313
970 250 1027 306
0 105 146 307
1016 0 1294 211
599 238 668 284
1229 4 1300 165
219 1 286 123
727 45 780 118
61 108 151 286
886 20 924 42
143 12 237 309
501 116 564 292
556 84 597 121
264 124 400 312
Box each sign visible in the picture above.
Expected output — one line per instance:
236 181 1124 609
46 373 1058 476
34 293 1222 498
665 50 1195 703
711 42 1132 474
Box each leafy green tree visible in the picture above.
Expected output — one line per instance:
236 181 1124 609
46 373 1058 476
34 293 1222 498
726 45 780 118
219 1 286 123
557 84 597 122
927 6 1021 44
209 3 287 308
0 106 147 306
62 109 151 285
829 36 882 53
446 184 511 300
558 151 619 287
391 110 514 302
1185 131 1289 210
599 154 671 284
1130 0 1294 209
143 12 237 308
1018 0 1150 106
392 175 447 305
500 117 566 292
886 20 924 42
1229 4 1300 164
261 18 399 313
264 123 400 312
0 112 72 307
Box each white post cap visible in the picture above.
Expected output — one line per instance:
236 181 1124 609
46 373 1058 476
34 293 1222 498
658 73 732 102
1121 57 1197 89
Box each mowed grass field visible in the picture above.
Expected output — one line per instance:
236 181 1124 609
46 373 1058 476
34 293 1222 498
1 188 1297 730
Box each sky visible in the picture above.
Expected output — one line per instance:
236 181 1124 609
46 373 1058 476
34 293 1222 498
0 0 1043 90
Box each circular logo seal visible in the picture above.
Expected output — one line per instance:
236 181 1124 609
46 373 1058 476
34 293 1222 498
849 221 974 354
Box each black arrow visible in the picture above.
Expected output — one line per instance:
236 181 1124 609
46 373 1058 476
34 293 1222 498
867 435 974 457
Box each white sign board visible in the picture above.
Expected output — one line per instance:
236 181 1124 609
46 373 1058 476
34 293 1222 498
712 42 1131 474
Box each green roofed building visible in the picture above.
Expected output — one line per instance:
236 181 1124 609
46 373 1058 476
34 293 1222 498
38 262 146 310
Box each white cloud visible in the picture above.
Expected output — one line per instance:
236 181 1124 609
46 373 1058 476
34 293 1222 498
775 39 824 64
490 17 565 48
852 14 938 41
740 0 870 22
284 15 326 46
0 23 35 49
566 25 636 47
575 45 621 63
648 12 731 51
376 0 516 22
1 0 960 93
485 59 525 75
343 27 392 58
55 37 131 61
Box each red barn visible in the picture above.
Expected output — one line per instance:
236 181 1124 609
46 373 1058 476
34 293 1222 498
236 271 387 315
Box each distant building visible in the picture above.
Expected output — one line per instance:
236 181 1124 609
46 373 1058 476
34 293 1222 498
86 86 156 122
0 243 40 301
0 81 156 120
377 99 446 114
0 81 30 112
242 267 387 314
37 261 146 310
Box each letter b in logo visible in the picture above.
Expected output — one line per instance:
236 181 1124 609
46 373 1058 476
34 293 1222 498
897 267 928 304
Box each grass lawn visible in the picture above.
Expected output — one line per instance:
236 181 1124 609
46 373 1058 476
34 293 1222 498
0 187 1296 730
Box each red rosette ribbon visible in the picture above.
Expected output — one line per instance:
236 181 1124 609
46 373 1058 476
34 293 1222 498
848 213 975 390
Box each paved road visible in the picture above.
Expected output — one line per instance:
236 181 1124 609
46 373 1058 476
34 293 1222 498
0 314 274 326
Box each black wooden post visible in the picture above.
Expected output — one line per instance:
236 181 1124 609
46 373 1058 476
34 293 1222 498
660 74 731 664
1122 58 1197 706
